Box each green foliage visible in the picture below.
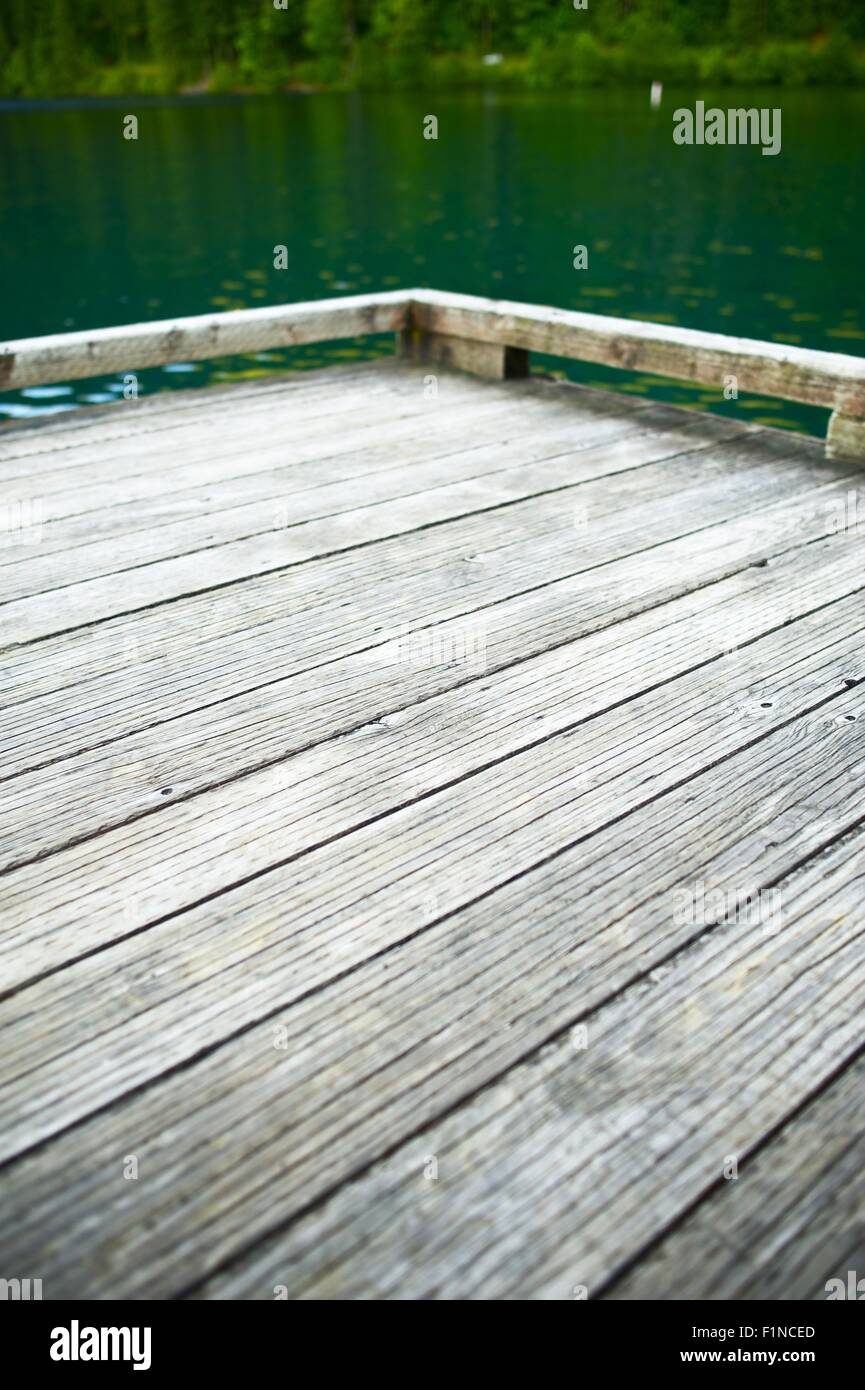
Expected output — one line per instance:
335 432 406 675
145 0 183 66
1 0 864 95
371 0 430 87
304 0 350 79
208 61 241 95
236 5 294 89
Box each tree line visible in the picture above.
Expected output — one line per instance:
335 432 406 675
2 0 863 96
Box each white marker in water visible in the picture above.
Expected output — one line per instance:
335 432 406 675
651 81 663 108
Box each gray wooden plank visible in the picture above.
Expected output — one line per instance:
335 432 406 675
1 590 862 1161
1 481 861 880
1 428 845 719
0 394 707 581
0 370 562 521
1 682 861 1298
190 819 865 1301
0 361 395 471
605 1051 865 1300
0 366 649 490
2 359 863 1304
0 393 550 590
0 389 759 643
0 517 852 936
0 417 845 733
0 439 856 864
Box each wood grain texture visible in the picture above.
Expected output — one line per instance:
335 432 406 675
2 692 862 1297
1 357 863 1301
4 423 848 867
2 369 758 646
605 1051 865 1300
409 290 865 418
827 410 865 461
398 327 529 381
1 585 862 1161
190 822 865 1301
0 290 410 390
4 287 864 425
0 392 711 593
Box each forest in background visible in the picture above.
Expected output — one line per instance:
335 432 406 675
2 0 865 98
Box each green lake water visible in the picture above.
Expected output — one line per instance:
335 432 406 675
1 88 863 432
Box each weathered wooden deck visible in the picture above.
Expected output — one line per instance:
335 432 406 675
1 291 864 1300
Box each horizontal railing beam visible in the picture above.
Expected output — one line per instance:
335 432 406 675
408 289 865 419
2 288 863 456
0 290 412 391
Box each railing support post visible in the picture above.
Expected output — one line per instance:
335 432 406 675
398 327 529 381
827 410 865 462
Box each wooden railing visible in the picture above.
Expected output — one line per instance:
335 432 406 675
2 288 863 458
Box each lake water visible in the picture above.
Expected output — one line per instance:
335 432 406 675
1 88 862 433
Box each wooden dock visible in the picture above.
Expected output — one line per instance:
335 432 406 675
1 290 864 1300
